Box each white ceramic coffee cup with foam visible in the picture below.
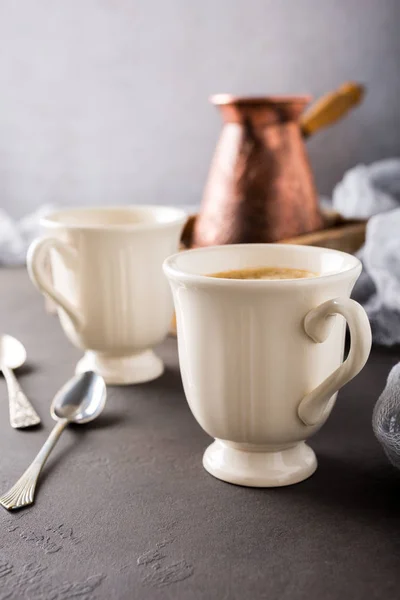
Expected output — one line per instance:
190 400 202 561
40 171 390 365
163 243 372 487
27 205 186 384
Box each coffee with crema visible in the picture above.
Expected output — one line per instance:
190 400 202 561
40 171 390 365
209 266 317 280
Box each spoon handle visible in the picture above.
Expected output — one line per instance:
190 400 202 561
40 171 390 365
1 365 41 428
0 419 68 510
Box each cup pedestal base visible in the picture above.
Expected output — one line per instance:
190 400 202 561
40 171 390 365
75 349 164 385
203 440 317 487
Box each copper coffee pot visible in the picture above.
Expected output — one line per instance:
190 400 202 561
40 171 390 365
192 82 364 247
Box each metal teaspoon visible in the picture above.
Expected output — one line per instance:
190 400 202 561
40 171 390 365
0 334 41 428
0 370 106 510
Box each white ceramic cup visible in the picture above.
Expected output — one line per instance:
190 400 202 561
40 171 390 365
163 243 372 487
27 205 186 384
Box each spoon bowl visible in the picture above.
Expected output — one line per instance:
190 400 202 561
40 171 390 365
51 371 107 424
0 334 27 370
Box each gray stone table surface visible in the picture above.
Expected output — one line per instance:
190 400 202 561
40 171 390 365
0 268 400 600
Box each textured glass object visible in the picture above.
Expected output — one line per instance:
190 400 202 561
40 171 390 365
373 363 400 469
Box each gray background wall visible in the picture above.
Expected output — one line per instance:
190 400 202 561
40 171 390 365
0 0 399 218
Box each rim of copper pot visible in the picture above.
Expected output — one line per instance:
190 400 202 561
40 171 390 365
210 94 312 105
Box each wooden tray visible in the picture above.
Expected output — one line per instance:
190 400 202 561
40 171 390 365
180 210 366 254
170 210 367 335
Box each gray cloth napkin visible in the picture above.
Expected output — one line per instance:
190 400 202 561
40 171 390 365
353 209 400 345
333 159 400 346
0 204 55 266
333 158 400 218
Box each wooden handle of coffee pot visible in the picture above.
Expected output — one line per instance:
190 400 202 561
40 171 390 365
300 82 365 138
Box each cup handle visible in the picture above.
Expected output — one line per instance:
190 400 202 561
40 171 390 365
298 297 372 427
27 237 84 331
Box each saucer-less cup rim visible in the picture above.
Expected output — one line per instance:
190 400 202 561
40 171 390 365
163 243 362 287
39 204 187 232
